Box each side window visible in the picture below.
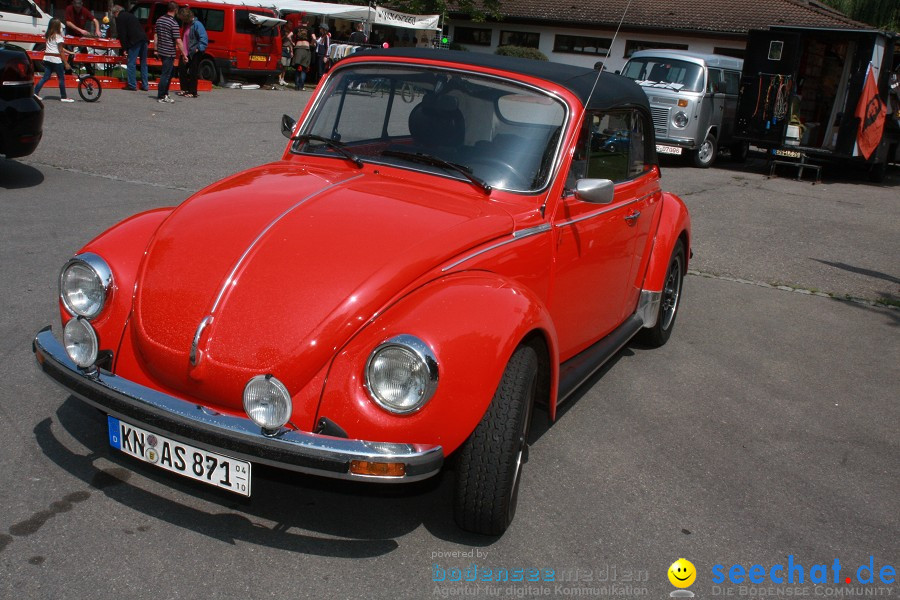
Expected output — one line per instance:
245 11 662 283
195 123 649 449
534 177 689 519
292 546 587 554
195 8 224 32
131 4 150 23
566 109 648 188
0 0 30 16
707 68 723 93
724 70 740 95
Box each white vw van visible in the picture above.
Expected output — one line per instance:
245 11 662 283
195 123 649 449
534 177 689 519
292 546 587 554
622 50 744 167
0 0 52 51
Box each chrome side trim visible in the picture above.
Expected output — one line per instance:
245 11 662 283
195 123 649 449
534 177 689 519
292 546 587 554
555 192 654 229
441 224 550 272
189 315 213 366
33 329 443 482
637 290 662 328
513 223 552 239
209 173 365 314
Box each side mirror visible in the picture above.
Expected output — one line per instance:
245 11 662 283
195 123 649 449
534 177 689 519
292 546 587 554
281 114 296 139
574 179 615 204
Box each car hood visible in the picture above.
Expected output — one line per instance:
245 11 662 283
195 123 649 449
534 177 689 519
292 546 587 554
130 161 513 419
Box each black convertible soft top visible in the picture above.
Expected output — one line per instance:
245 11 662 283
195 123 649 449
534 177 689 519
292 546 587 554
351 48 651 114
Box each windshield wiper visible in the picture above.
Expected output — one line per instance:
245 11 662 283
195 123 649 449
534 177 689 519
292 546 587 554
380 150 491 194
292 134 363 168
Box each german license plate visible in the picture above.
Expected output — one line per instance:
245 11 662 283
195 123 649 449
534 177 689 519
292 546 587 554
249 54 266 62
656 144 683 155
774 148 802 158
107 416 251 496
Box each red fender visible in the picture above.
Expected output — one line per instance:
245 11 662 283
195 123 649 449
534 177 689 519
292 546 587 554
316 271 559 456
642 192 691 292
62 208 174 351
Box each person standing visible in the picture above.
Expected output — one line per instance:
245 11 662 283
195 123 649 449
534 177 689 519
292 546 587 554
314 24 330 83
34 18 75 102
291 28 311 90
348 22 367 44
112 4 148 91
65 0 100 75
177 7 206 98
153 1 187 104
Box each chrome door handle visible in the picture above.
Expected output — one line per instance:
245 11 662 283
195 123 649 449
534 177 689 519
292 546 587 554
624 211 641 223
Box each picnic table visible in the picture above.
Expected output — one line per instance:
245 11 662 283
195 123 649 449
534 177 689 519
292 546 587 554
0 31 211 91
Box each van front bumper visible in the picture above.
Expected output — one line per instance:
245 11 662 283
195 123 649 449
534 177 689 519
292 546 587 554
32 328 443 482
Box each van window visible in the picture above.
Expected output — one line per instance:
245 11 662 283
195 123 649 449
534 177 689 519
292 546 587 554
131 3 150 22
723 70 740 95
706 68 723 93
622 58 704 92
567 110 648 186
0 0 35 16
193 8 224 32
235 9 276 37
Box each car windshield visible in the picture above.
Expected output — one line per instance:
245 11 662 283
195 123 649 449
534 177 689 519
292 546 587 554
295 65 568 193
621 58 704 92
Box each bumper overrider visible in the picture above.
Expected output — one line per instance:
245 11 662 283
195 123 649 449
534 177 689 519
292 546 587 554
33 328 443 482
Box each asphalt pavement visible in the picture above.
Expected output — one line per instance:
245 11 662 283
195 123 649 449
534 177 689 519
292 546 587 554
0 87 897 600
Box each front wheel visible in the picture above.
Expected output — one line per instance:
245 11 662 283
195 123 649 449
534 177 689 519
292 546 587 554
78 76 102 102
454 344 537 536
636 240 685 348
690 133 717 168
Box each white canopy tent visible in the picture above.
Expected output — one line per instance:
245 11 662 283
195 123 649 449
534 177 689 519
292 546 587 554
190 0 440 30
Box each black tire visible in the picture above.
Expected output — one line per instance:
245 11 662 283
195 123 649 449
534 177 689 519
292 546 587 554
636 240 685 348
77 76 102 102
730 140 749 163
690 133 717 168
454 344 538 536
197 57 220 85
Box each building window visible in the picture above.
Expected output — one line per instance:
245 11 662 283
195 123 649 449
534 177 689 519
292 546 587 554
713 47 745 59
499 30 540 49
553 34 612 56
453 26 492 46
624 39 688 58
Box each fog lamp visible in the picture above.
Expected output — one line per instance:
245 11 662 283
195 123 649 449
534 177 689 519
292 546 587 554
64 317 99 368
243 374 292 431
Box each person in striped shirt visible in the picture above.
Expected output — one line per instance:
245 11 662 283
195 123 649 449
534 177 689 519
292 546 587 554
153 1 187 103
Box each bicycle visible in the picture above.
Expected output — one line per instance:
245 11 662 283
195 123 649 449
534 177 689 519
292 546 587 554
67 56 102 102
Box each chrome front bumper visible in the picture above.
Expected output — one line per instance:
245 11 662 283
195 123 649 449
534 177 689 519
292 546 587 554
33 328 443 482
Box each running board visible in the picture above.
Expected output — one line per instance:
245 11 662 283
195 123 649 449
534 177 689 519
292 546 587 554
557 314 644 404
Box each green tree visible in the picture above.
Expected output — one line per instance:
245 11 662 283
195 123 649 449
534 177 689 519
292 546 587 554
819 0 899 31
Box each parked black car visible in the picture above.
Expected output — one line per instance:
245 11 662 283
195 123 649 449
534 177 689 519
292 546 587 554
0 44 43 159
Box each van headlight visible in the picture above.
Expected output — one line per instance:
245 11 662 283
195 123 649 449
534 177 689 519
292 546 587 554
59 253 113 320
673 111 689 128
365 335 438 414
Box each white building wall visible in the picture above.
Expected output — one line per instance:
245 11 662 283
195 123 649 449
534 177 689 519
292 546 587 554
448 21 746 72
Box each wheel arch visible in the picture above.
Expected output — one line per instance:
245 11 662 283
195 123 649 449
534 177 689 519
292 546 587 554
642 192 691 292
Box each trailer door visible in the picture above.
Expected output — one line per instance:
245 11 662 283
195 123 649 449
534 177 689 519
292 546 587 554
736 29 802 144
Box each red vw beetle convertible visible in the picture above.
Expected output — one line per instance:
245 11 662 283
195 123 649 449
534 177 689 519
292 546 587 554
34 49 690 535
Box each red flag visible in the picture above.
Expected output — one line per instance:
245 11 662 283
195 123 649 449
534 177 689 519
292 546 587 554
855 64 885 160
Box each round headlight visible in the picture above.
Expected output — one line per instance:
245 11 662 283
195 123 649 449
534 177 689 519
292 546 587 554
365 335 438 414
673 111 689 128
243 375 292 430
64 317 99 368
59 253 113 319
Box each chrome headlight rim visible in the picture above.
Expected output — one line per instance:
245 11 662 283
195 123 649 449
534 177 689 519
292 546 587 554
365 334 439 415
59 252 113 320
673 111 689 128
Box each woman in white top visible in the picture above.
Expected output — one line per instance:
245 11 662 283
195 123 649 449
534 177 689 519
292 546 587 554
34 19 75 103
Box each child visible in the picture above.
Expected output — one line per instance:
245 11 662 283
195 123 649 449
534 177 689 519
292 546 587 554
34 19 75 103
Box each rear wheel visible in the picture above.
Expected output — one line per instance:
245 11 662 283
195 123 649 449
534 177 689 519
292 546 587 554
454 344 537 536
78 76 102 102
690 133 717 168
197 57 221 86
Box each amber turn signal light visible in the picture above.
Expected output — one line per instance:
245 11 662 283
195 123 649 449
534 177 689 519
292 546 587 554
677 99 689 107
350 460 406 477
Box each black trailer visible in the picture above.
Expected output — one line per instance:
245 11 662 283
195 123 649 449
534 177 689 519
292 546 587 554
735 26 898 181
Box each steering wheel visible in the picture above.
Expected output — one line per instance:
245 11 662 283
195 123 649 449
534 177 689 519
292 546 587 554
467 157 530 189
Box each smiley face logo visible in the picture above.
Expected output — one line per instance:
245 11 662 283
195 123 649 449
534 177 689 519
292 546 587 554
668 558 697 588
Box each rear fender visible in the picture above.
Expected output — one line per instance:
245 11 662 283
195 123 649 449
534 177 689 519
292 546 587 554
642 192 691 292
316 271 559 456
